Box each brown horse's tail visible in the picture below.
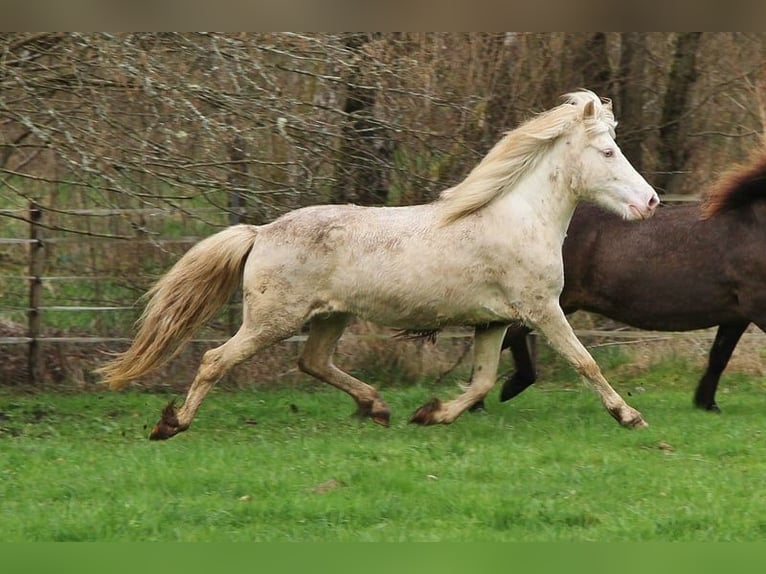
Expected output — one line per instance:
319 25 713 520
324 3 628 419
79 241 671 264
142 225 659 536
96 224 259 390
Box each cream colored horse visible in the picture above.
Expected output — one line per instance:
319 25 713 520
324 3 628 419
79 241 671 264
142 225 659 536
97 90 659 440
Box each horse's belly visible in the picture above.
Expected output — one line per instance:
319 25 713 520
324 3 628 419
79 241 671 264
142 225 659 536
576 293 735 332
345 290 517 329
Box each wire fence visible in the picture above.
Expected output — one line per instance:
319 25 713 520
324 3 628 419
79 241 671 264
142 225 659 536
3 194 753 386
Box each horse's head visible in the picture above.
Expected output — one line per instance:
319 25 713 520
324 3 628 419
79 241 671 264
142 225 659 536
565 92 659 220
436 90 659 225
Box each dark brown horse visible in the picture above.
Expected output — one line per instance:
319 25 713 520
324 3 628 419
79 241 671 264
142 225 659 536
490 150 766 412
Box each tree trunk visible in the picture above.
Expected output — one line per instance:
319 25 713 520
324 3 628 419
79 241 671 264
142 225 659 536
227 121 248 226
331 33 393 206
654 32 703 195
617 33 647 172
574 32 612 98
482 33 518 147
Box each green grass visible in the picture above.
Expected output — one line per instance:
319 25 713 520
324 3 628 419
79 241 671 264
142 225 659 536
2 372 766 542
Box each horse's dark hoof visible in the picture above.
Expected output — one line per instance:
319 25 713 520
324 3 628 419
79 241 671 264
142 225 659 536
626 416 648 429
409 398 443 425
149 401 185 440
371 410 391 427
694 399 721 413
608 404 648 429
499 374 533 402
354 398 391 427
149 423 178 440
469 400 487 413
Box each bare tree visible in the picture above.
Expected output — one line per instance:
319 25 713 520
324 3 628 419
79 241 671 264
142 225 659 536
653 33 704 195
616 33 648 172
331 33 394 205
573 32 612 96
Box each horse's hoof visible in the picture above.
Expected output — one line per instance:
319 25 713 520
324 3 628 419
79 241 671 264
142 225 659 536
149 422 178 440
609 405 648 429
354 399 391 427
499 375 533 402
409 398 443 425
694 393 721 412
628 417 649 429
619 411 648 429
149 401 185 440
696 401 721 413
372 410 390 427
468 400 486 413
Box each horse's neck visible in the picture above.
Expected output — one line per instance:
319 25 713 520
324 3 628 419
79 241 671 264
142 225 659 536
493 155 578 243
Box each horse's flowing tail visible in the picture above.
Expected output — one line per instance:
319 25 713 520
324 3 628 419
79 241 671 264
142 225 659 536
96 224 259 390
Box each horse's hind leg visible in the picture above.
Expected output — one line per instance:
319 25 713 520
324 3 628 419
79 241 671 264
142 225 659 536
533 302 646 429
694 322 748 412
411 323 508 425
150 325 295 440
298 313 391 426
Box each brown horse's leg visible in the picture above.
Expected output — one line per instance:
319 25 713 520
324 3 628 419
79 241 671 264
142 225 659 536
298 313 391 426
411 323 508 425
469 325 534 412
150 325 294 440
695 322 748 412
499 326 537 402
533 302 646 429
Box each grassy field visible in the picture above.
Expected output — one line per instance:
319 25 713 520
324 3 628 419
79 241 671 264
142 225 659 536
2 365 766 542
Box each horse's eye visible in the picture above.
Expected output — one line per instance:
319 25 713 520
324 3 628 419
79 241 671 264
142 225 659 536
602 148 614 158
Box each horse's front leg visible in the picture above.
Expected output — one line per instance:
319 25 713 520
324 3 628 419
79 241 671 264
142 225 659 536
499 325 537 402
410 323 508 425
534 302 647 429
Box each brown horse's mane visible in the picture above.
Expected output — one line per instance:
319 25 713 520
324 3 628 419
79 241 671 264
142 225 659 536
702 148 766 218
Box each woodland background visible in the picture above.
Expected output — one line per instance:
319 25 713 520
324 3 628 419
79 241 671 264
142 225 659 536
1 32 765 388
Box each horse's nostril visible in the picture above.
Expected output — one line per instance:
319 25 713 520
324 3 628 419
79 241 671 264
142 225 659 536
648 194 660 209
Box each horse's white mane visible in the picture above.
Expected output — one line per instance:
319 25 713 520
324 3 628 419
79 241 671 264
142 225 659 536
438 90 616 224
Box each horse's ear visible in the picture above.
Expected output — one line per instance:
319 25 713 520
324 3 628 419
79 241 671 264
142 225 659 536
582 99 595 119
601 97 613 111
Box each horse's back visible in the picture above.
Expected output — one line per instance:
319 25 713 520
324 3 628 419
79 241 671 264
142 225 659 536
561 203 745 329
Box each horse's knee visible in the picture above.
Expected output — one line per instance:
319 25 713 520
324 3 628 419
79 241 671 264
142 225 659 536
198 349 226 380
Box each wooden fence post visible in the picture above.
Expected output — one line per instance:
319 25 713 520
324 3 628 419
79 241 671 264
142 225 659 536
28 202 44 385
